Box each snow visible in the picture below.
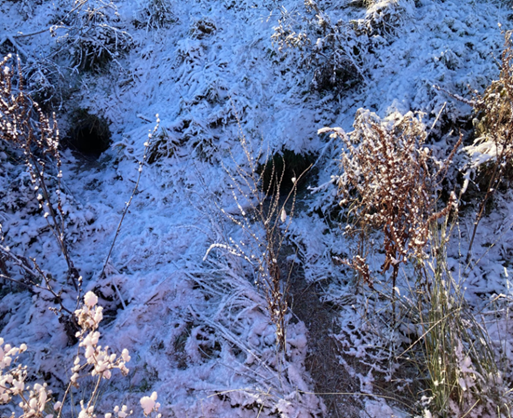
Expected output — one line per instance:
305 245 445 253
1 0 513 416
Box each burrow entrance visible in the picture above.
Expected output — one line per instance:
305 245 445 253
66 110 111 158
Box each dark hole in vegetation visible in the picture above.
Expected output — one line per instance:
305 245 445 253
311 61 361 94
427 113 473 144
259 150 316 194
0 38 16 59
191 19 216 39
65 109 111 158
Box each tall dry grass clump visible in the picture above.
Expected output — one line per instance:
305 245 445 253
401 220 507 417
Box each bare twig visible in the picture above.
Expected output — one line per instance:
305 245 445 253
203 104 310 352
100 116 160 307
0 54 80 291
0 244 74 316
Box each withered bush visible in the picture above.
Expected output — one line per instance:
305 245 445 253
324 109 509 416
320 110 459 294
133 0 175 30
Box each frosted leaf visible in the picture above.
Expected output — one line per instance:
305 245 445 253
140 395 155 415
140 392 159 415
84 291 98 308
121 349 131 362
12 379 24 394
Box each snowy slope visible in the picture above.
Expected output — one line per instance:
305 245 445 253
1 0 513 416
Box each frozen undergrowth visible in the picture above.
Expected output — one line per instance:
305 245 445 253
1 0 513 416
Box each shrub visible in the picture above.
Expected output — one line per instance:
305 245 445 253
133 0 175 30
271 0 412 94
0 21 68 108
271 0 364 94
204 123 309 352
0 54 80 289
464 31 513 262
20 57 69 109
54 0 133 71
321 109 511 416
147 126 179 163
320 110 460 309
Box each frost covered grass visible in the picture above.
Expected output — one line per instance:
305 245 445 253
1 0 513 416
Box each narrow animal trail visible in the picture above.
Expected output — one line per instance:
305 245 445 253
286 261 362 417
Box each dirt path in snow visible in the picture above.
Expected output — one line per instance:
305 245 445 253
286 264 362 418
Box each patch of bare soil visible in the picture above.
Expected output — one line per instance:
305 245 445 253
286 266 363 418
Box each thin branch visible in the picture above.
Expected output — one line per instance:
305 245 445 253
100 116 160 284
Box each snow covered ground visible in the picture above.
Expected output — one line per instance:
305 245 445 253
1 0 513 416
